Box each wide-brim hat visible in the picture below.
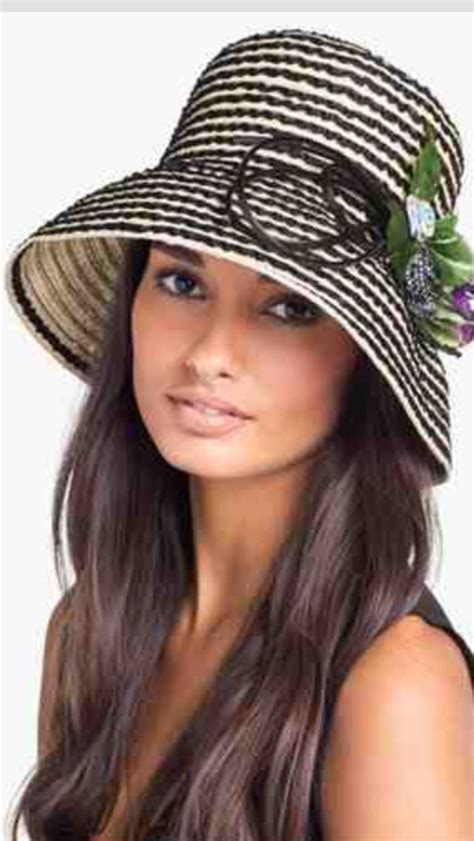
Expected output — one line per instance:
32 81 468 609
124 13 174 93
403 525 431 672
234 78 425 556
5 27 473 484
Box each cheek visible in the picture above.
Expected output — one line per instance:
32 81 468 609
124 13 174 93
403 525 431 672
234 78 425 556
263 338 357 437
262 332 359 455
130 293 178 435
131 291 180 380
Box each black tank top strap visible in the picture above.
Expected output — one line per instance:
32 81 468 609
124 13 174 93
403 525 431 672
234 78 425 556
406 584 474 687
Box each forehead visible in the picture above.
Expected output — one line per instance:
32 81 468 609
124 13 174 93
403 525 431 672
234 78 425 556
149 240 282 287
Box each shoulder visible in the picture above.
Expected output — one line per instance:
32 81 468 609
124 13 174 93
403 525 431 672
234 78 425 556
337 613 473 703
320 614 474 841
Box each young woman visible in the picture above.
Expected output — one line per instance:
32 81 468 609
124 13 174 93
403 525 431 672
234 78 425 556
6 25 474 841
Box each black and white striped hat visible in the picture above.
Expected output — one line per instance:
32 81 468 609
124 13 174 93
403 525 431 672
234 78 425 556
5 27 473 484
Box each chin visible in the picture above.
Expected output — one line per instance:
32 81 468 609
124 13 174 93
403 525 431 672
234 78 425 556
157 442 261 479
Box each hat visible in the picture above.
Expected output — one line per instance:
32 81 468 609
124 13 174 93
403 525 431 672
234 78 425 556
5 27 474 484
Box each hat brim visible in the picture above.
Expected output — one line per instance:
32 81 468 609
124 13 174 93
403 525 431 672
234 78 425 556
5 159 451 482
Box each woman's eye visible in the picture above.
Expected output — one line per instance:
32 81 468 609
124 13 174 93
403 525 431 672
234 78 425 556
152 269 203 297
266 296 322 327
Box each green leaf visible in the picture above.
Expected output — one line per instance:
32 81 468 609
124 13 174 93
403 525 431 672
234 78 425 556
429 237 474 286
422 318 461 348
389 239 417 282
410 128 441 202
432 301 467 325
386 201 409 253
432 212 458 244
431 235 473 262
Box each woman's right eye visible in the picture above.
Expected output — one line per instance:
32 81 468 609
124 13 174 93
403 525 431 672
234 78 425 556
152 268 204 298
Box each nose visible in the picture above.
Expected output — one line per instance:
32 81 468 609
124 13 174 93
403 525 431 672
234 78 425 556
185 308 248 371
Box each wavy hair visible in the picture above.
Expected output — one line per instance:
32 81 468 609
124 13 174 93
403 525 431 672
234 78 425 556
9 237 443 841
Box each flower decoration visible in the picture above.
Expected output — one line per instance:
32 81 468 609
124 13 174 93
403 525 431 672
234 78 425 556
385 121 474 356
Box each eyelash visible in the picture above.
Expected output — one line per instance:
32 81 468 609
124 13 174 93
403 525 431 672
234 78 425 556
151 269 322 327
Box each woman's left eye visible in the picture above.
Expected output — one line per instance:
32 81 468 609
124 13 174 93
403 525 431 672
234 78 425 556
266 296 322 327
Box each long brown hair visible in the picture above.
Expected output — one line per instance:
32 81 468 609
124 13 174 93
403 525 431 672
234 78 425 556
9 237 443 841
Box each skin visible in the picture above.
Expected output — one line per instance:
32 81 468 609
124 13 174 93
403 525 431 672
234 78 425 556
131 239 361 647
320 614 474 839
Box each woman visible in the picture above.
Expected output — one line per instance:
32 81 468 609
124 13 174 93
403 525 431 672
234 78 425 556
6 26 474 841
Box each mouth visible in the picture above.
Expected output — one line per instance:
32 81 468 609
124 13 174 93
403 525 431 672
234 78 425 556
167 396 252 436
172 398 243 418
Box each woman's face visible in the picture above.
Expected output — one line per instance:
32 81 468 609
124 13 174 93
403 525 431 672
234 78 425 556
131 240 361 479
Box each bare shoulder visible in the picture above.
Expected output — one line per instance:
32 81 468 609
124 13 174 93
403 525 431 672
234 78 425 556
341 612 473 696
320 614 474 841
38 591 73 761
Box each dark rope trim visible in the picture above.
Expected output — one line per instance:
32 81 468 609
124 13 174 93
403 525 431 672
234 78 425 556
222 131 393 268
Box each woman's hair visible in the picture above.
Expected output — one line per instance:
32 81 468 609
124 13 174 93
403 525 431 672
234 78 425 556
9 237 443 841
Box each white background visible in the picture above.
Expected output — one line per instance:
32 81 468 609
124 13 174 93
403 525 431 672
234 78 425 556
2 11 473 839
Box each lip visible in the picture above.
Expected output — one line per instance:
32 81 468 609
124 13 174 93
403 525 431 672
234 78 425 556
167 391 252 419
167 397 251 437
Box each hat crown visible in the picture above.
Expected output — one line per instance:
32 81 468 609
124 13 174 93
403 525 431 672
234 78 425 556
158 27 463 219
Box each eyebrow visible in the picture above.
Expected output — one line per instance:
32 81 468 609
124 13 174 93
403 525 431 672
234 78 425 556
150 240 281 286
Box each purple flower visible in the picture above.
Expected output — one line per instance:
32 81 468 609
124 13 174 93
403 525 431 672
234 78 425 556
452 281 474 319
459 322 474 346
